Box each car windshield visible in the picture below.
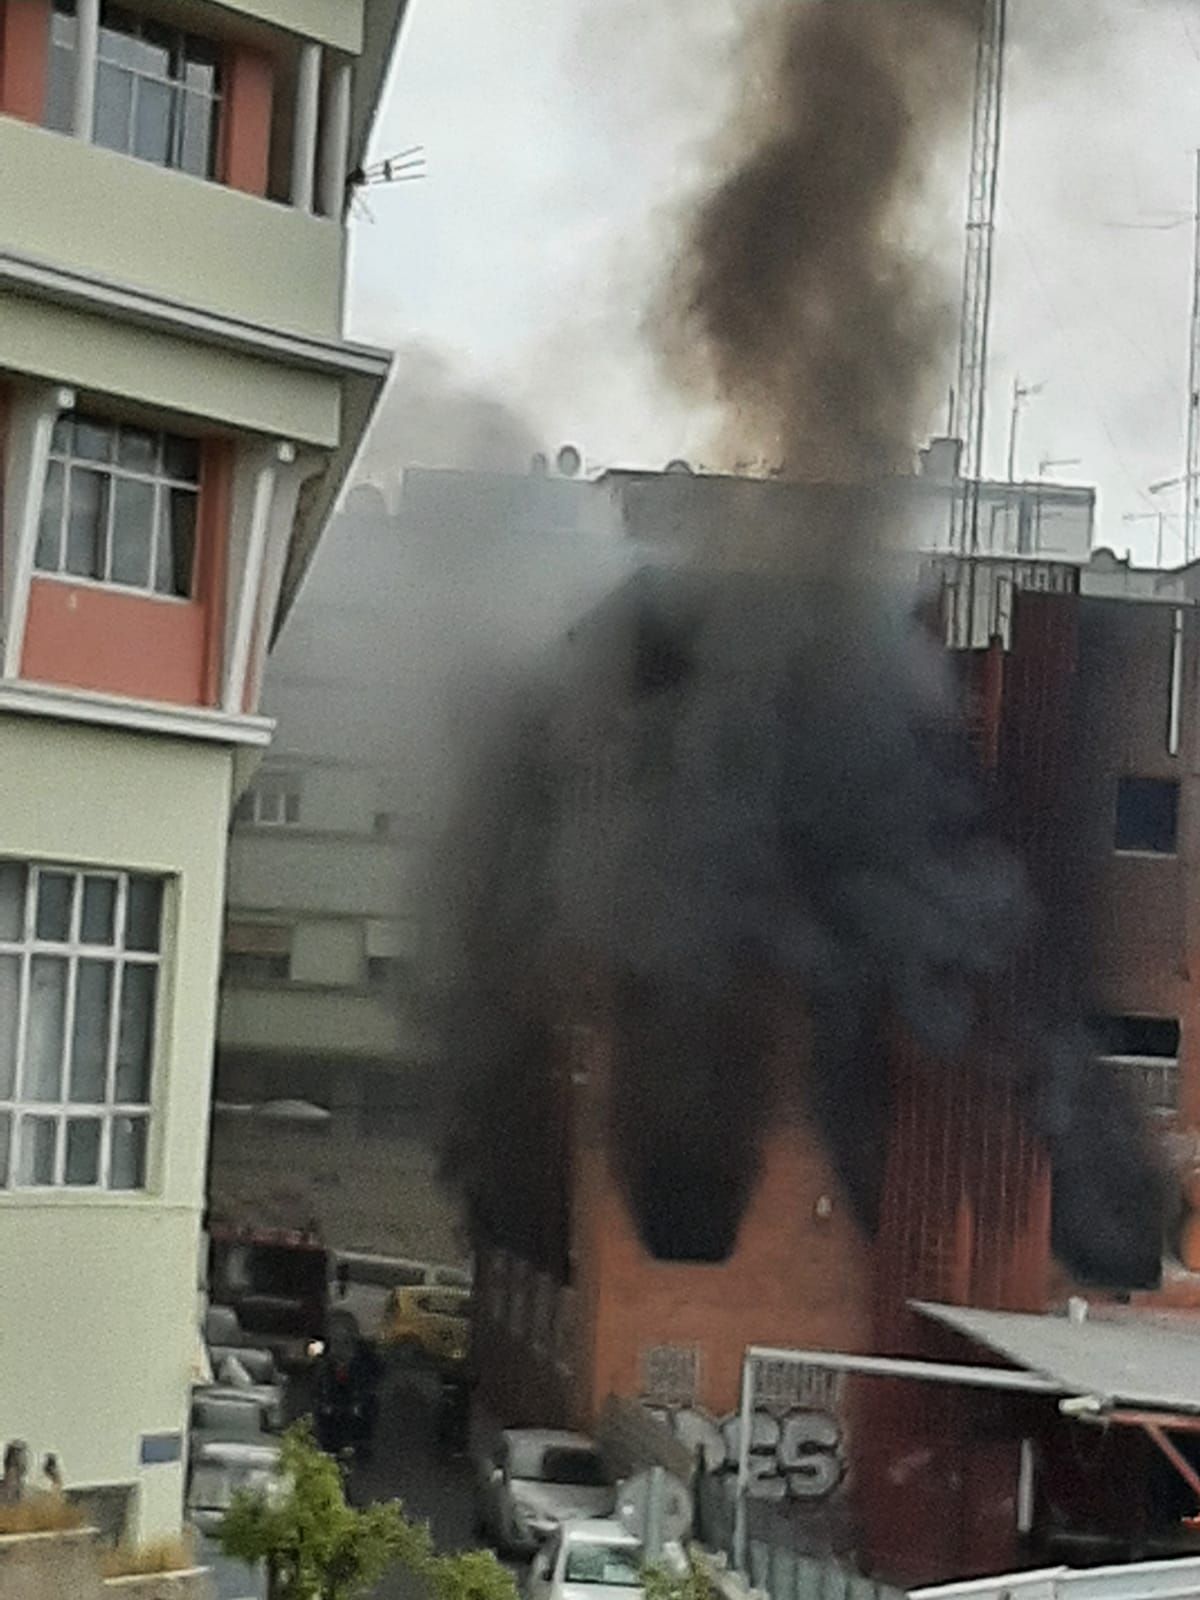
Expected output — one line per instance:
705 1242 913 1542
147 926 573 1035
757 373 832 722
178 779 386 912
511 1442 607 1486
565 1542 643 1587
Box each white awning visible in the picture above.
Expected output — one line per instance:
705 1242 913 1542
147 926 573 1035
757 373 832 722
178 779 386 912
913 1301 1200 1415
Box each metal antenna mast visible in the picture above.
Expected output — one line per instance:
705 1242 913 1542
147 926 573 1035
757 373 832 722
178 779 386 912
951 0 1009 566
1185 149 1200 562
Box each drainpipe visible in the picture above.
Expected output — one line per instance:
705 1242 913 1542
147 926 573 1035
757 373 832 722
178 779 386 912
73 0 99 139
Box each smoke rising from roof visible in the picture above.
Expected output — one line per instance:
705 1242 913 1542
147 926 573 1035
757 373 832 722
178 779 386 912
440 0 1164 1291
354 343 542 498
655 0 981 485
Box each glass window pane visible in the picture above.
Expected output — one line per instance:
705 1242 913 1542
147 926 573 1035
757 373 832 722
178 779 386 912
110 477 155 588
155 489 196 596
36 871 74 942
135 18 173 79
73 418 114 463
0 955 18 1100
51 414 73 454
0 863 27 941
184 36 219 93
179 89 215 177
98 11 147 72
70 960 112 1103
36 460 65 572
44 41 75 135
117 427 157 472
133 75 175 166
116 965 155 1103
94 60 133 153
17 1117 56 1186
109 1115 147 1189
81 877 117 945
0 1113 9 1188
126 878 162 953
65 1118 101 1185
25 957 67 1102
233 793 254 825
162 435 200 482
65 467 107 580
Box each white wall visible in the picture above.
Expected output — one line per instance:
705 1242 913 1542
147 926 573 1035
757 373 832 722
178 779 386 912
0 716 232 1539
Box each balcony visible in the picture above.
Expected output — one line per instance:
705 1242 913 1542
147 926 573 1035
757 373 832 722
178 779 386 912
0 116 343 341
227 828 416 919
218 979 436 1060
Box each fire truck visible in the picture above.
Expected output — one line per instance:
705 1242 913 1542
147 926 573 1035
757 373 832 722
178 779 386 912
206 1221 331 1370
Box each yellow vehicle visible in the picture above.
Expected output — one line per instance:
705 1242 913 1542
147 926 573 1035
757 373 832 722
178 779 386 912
381 1285 471 1368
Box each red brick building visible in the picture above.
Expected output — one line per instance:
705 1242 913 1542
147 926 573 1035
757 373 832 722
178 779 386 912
467 577 1200 1586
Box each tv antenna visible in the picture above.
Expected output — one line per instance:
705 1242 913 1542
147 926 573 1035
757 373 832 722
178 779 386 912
347 145 426 218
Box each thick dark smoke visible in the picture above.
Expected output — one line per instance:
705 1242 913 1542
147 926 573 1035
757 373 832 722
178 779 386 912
441 0 1164 1290
656 0 980 483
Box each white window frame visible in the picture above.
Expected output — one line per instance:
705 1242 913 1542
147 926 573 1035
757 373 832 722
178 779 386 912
47 0 223 179
0 863 164 1193
235 772 302 828
36 413 201 601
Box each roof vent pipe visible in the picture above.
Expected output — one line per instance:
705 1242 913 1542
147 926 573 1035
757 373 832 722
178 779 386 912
1068 1296 1089 1324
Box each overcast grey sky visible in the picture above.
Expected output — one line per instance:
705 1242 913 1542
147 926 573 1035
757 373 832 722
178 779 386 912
346 0 1200 567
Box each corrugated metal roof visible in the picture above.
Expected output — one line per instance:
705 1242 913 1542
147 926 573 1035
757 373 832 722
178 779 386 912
913 1301 1200 1413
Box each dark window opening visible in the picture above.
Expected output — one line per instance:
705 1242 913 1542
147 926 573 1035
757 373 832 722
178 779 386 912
367 956 402 991
225 952 290 985
1115 777 1179 855
1092 1015 1181 1059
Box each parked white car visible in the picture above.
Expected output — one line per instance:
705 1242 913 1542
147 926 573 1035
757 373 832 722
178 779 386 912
527 1519 687 1600
186 1439 281 1534
476 1430 616 1555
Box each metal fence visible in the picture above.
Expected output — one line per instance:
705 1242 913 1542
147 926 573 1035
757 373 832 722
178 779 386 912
746 1543 907 1600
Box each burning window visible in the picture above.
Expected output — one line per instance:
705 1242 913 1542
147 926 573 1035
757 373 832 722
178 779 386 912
1093 1015 1181 1116
1115 777 1179 855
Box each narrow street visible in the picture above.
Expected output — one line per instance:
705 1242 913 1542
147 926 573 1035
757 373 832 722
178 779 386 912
283 1357 512 1600
353 1364 479 1599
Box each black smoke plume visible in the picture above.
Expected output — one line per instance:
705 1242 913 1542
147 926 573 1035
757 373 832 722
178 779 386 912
438 0 1164 1289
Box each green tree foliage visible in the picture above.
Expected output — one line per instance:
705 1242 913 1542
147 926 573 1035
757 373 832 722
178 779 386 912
218 1423 520 1600
643 1553 721 1600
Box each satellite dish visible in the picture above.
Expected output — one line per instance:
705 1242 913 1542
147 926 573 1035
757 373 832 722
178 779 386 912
664 459 694 476
615 1469 693 1544
556 444 583 478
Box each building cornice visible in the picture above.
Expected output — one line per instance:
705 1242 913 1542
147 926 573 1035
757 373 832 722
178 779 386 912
0 678 275 748
0 248 390 381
